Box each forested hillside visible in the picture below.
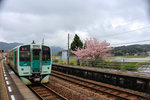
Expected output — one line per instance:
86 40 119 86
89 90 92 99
112 44 150 56
0 42 22 52
0 42 64 55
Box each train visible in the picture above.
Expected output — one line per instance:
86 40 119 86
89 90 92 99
7 43 52 85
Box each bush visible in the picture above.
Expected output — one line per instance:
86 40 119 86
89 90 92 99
96 60 122 70
53 59 59 63
63 61 66 64
70 62 74 65
123 63 138 71
108 62 122 70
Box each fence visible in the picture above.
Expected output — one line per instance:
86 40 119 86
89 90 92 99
52 56 150 73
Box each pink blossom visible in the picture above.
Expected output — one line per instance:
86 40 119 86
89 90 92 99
72 38 113 64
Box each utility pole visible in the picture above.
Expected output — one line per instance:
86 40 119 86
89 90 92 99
67 33 70 64
42 38 44 45
42 34 45 45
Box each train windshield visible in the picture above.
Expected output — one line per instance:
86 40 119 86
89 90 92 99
42 46 50 61
19 45 31 61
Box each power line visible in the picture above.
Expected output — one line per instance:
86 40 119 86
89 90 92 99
107 25 150 38
111 39 150 46
106 25 150 46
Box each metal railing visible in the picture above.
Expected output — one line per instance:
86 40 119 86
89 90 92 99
52 56 150 74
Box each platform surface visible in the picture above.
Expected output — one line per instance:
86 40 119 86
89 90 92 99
1 59 39 100
0 59 9 100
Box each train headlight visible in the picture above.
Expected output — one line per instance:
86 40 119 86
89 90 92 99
21 68 24 71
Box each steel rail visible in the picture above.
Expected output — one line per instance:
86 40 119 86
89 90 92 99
29 84 68 100
51 70 149 100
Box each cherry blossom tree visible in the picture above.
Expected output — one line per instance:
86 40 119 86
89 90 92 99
72 38 113 66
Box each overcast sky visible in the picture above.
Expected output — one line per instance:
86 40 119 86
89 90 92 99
0 0 150 49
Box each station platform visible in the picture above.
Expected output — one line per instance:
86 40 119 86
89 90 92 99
0 59 9 100
0 59 39 100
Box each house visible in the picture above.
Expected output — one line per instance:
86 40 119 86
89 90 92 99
147 51 150 56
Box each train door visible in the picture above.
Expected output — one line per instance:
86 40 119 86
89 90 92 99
32 49 41 72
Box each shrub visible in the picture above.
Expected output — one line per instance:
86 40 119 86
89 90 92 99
123 63 138 71
104 61 122 70
53 59 59 63
96 61 122 69
70 62 74 65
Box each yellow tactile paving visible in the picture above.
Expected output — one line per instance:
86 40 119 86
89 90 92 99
0 60 9 100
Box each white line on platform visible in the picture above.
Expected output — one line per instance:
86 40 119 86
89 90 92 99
4 74 7 76
2 62 4 69
2 61 7 74
6 81 9 85
5 77 8 80
11 95 15 100
8 86 12 92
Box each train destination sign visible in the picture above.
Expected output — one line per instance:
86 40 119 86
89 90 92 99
33 45 40 49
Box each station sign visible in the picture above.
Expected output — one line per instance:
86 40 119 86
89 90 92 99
62 51 67 61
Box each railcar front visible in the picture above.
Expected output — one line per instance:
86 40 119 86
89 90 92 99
18 44 51 85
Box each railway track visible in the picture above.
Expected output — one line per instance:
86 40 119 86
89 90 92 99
29 84 68 100
51 70 149 100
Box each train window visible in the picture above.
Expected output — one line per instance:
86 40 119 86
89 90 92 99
20 51 31 61
42 46 50 61
20 45 31 61
20 45 30 51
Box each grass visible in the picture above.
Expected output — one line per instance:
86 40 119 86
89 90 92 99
52 55 149 63
52 56 77 65
120 55 148 58
52 55 150 71
69 56 77 65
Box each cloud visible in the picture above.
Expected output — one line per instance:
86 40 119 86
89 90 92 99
0 0 150 48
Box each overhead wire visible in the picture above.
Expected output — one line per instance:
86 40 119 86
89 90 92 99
106 25 150 38
111 39 150 46
106 25 150 46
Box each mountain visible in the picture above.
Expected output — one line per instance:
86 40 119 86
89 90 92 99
2 41 149 56
51 46 64 55
0 42 22 52
112 44 150 56
0 42 64 55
